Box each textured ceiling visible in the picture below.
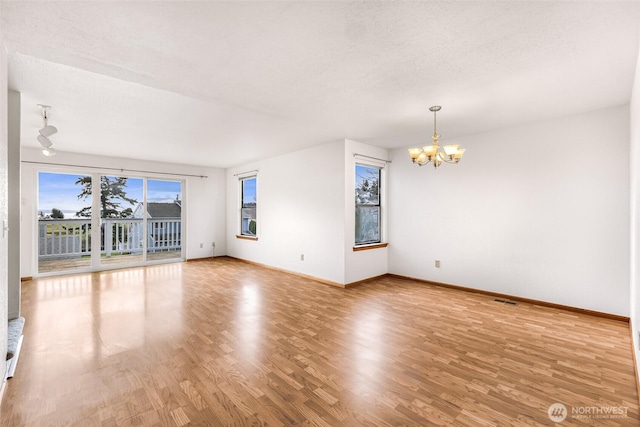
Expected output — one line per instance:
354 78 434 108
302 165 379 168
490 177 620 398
3 1 639 168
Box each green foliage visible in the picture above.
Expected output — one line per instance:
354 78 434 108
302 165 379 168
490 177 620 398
249 219 257 235
369 178 379 198
76 176 138 218
50 208 65 219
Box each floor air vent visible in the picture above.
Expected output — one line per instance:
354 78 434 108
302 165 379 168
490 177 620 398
493 298 517 306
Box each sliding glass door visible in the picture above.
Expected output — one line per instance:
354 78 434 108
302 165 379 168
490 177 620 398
146 179 183 262
37 170 184 275
38 172 93 274
99 175 144 269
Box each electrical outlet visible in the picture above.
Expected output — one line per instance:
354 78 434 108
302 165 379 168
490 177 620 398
199 243 203 248
435 260 441 268
301 254 304 261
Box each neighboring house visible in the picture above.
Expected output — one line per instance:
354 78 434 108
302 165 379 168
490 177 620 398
241 203 256 236
130 199 182 251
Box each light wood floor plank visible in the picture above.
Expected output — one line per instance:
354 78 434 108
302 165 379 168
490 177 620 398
1 257 638 426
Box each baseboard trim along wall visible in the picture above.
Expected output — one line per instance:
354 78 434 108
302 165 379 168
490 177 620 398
344 274 387 288
227 257 388 289
387 273 630 323
227 256 347 288
186 257 216 262
220 258 632 322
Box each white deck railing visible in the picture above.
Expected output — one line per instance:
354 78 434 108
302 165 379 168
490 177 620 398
38 217 182 260
38 219 91 259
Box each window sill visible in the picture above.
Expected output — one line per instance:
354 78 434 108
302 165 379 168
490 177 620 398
236 235 258 241
353 242 388 252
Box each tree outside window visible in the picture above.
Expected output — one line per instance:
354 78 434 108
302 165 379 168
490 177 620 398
355 165 381 245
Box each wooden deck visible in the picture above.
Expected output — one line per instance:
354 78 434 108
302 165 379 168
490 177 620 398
2 257 638 426
38 250 182 274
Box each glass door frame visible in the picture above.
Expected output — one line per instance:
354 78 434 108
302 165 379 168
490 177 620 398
145 178 184 264
35 167 186 277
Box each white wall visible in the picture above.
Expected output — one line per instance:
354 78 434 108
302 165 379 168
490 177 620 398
0 13 9 386
226 140 346 284
389 105 630 316
20 148 226 277
187 168 226 259
7 90 20 319
226 139 390 285
629 29 640 384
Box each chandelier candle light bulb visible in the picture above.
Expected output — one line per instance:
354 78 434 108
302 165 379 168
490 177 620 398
408 106 465 168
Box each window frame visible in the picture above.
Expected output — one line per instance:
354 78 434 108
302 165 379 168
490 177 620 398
239 175 258 239
34 167 186 276
354 163 383 247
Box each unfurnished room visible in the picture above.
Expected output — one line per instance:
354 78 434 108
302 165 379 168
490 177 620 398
0 1 639 426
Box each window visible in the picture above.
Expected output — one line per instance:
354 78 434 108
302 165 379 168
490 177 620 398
355 165 381 245
240 176 257 236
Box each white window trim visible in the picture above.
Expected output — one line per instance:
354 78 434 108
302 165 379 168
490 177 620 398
237 173 258 239
354 160 387 247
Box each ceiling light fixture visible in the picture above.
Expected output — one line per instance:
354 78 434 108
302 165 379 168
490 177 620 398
408 106 465 168
37 135 52 148
37 104 57 156
42 147 57 157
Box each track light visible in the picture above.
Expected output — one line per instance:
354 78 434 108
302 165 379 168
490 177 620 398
37 135 52 148
37 104 57 156
39 124 57 138
42 147 56 157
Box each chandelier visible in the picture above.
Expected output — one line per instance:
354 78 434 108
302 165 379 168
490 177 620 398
408 106 465 168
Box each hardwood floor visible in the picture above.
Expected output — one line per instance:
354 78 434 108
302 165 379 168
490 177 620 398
1 257 638 426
